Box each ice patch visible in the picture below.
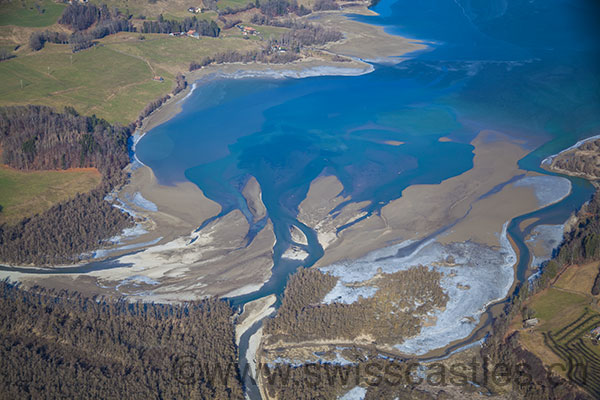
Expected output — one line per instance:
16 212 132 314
106 224 149 244
282 245 309 260
514 176 571 207
130 192 158 212
395 223 516 355
339 386 367 400
115 275 159 291
207 65 374 81
319 223 516 356
93 237 162 259
322 280 378 304
526 224 565 269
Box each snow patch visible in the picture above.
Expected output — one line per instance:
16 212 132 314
319 223 516 356
130 192 158 212
514 176 571 207
322 280 377 304
339 386 367 400
282 245 309 260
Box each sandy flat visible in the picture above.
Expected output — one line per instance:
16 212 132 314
242 176 267 222
235 294 277 345
312 10 426 62
298 131 552 267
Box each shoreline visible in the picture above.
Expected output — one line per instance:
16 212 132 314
0 4 426 276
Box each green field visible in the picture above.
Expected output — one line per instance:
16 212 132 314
217 0 254 11
544 309 600 398
531 288 589 322
222 24 288 42
0 43 173 124
520 272 600 399
103 33 259 73
0 0 65 27
0 166 102 224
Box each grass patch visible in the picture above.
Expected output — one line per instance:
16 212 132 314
0 43 173 124
0 31 260 124
531 288 588 323
518 263 600 398
103 33 259 73
217 0 254 11
555 262 600 295
0 166 101 225
0 0 66 27
222 24 288 41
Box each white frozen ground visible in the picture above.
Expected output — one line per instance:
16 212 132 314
267 350 355 369
128 192 158 212
526 224 565 270
319 223 516 356
281 245 309 260
338 386 367 400
207 65 374 81
322 280 378 304
92 237 162 259
514 175 571 207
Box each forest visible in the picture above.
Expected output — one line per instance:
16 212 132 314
141 15 220 37
264 265 448 344
258 0 311 17
30 3 134 52
189 48 300 71
0 106 133 265
0 281 243 399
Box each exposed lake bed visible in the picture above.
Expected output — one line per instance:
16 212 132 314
1 0 599 388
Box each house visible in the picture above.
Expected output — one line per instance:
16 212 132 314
152 76 164 82
523 318 539 328
591 326 600 340
187 29 196 36
243 26 257 34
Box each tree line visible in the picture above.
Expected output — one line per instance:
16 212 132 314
188 20 342 71
0 280 243 399
30 3 134 52
136 73 188 124
141 15 220 37
189 48 300 71
258 0 311 17
0 106 134 265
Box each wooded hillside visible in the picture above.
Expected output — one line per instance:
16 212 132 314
0 281 243 399
0 106 133 265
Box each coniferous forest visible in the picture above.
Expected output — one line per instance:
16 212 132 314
0 106 134 265
0 281 243 399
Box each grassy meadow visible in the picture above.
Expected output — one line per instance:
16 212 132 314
0 43 173 124
0 0 66 28
0 166 102 224
516 262 600 397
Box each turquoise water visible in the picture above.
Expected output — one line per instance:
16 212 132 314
136 0 600 308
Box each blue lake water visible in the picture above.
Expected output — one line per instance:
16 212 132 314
136 0 600 309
